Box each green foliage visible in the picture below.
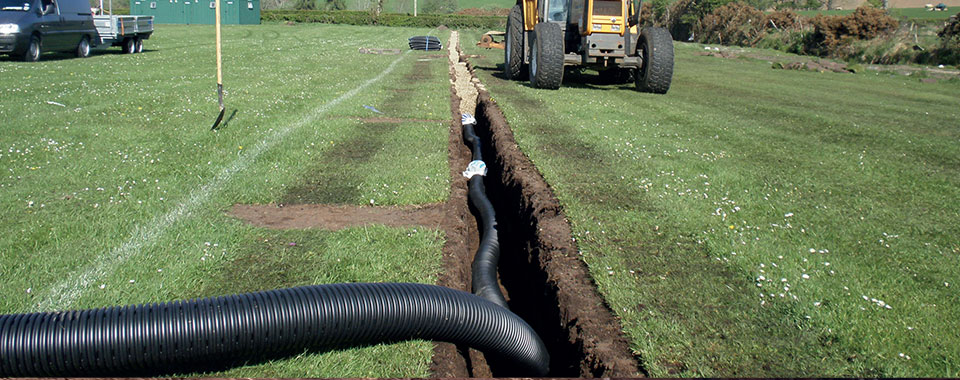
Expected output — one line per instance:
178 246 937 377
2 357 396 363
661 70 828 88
866 0 882 8
419 0 457 13
323 0 348 10
294 0 317 10
261 9 504 28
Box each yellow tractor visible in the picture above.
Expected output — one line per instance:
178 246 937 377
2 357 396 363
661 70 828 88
503 0 673 93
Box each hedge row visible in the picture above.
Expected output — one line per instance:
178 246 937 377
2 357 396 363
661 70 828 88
261 9 505 29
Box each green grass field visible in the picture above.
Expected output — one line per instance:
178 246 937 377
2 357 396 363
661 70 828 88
0 24 451 376
465 33 960 376
796 7 956 19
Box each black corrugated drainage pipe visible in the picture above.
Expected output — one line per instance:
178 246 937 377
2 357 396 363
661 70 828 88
460 114 508 309
0 282 549 376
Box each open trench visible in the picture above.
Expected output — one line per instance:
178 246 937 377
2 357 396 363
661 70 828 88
432 32 643 378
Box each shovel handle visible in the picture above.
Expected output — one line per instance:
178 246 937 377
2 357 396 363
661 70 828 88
215 0 222 86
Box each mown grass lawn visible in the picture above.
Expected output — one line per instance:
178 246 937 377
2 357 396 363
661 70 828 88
0 23 451 376
465 32 960 377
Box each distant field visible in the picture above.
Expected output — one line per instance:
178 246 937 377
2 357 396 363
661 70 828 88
796 7 956 19
328 0 513 13
0 24 451 376
465 32 960 376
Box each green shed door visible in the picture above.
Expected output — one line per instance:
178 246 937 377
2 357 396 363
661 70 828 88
189 0 214 24
238 0 258 24
222 0 239 24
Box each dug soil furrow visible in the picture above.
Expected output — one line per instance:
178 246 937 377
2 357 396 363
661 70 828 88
437 31 643 377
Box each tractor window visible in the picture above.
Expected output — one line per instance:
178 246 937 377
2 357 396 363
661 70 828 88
546 0 568 22
593 0 621 16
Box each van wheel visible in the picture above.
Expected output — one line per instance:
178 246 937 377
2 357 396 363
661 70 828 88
135 38 143 53
76 36 91 58
122 38 135 54
23 35 40 62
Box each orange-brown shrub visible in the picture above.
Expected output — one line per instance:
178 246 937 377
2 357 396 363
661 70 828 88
762 9 799 30
807 6 898 54
697 2 765 45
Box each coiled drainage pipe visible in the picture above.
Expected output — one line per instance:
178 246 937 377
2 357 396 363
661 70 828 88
0 282 549 376
461 114 508 309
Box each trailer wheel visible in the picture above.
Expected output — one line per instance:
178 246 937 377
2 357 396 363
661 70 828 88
22 35 40 62
135 38 143 53
76 36 90 58
504 4 527 80
636 27 674 94
122 38 135 54
528 22 564 89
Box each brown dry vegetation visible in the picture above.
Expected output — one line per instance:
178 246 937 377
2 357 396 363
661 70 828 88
807 6 899 53
698 2 767 45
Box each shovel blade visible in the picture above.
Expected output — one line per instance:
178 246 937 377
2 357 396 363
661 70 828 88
211 107 225 130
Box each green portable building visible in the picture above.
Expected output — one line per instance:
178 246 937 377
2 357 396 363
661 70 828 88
130 0 259 24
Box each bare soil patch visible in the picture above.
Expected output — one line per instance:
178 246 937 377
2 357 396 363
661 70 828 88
229 203 445 230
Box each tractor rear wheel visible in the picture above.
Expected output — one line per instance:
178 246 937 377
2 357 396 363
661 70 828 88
504 4 527 80
528 22 564 89
636 27 674 94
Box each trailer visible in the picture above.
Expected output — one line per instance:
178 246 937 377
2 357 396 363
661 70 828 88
93 14 154 53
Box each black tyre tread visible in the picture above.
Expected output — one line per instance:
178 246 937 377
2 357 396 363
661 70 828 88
637 27 674 94
504 4 526 80
529 22 564 89
122 38 134 54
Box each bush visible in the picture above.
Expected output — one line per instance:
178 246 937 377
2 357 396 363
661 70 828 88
654 0 736 40
640 1 654 26
294 0 316 10
419 0 457 14
934 12 960 63
762 9 799 30
805 6 898 55
697 2 765 45
261 9 505 29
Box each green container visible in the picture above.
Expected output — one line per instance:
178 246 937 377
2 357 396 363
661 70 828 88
130 0 259 24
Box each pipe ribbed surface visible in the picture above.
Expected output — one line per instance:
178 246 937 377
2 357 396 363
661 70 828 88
0 283 549 377
462 120 508 309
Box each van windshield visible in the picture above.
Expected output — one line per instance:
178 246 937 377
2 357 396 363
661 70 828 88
0 0 31 11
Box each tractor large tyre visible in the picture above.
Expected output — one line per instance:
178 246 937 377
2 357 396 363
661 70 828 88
636 27 674 94
528 22 564 89
504 4 527 80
